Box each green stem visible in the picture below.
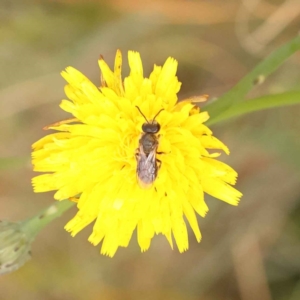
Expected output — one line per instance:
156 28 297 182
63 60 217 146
204 35 300 119
207 91 300 125
22 200 75 238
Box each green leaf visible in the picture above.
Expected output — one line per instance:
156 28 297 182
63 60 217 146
207 91 300 125
204 35 300 121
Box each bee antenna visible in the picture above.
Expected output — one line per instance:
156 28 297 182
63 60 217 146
135 106 149 123
152 108 164 124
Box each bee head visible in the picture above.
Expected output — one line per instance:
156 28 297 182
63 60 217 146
136 106 164 134
142 121 161 133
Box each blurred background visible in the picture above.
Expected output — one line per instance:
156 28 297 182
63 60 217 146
1 0 300 299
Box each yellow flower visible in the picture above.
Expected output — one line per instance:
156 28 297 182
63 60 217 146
32 50 242 257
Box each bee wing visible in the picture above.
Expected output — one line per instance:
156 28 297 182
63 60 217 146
136 146 158 189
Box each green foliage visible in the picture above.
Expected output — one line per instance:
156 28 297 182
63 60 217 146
208 91 300 125
205 36 300 125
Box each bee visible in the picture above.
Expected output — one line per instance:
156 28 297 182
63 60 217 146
135 106 164 189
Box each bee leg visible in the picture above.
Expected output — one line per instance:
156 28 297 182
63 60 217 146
157 158 162 169
135 148 140 161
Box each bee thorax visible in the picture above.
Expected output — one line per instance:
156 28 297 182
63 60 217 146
139 134 158 155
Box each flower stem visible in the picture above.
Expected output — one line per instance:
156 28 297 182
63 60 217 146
22 200 75 238
205 35 300 121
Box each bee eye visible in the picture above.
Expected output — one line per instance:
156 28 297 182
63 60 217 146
156 123 161 132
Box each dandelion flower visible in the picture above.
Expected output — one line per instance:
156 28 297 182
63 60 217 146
32 50 242 257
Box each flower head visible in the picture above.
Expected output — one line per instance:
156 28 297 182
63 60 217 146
32 50 242 256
